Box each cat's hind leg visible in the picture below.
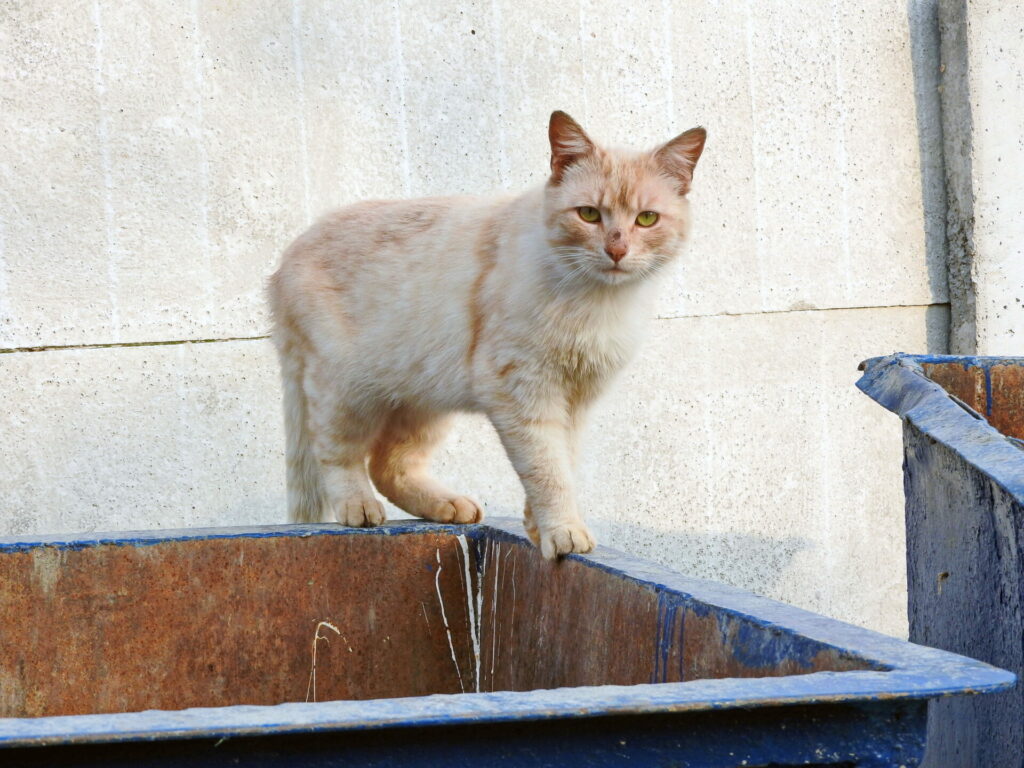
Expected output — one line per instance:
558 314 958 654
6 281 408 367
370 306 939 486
368 408 483 524
304 359 386 527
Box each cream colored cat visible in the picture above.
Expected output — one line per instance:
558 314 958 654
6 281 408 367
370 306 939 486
268 111 705 559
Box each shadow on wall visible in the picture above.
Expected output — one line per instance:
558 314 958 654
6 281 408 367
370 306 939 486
924 304 950 355
907 0 954 355
588 519 811 601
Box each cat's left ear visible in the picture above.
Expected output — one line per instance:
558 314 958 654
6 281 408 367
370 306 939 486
654 127 706 195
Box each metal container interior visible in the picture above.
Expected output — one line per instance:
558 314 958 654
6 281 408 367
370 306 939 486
918 357 1024 440
0 523 872 719
0 517 1012 761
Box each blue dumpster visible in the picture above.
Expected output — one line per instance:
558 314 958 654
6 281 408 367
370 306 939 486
858 353 1024 767
0 517 1013 767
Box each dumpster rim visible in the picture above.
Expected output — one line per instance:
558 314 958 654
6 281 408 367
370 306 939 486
856 353 1024 504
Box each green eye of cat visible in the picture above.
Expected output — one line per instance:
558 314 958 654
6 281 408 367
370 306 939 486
577 206 601 223
635 211 659 227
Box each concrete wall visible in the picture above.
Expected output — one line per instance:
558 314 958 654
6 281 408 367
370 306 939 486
0 1 954 638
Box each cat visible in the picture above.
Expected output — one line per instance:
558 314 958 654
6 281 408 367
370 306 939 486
268 111 705 559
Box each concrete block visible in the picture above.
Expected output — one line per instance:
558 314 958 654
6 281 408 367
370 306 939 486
297 0 408 205
490 0 588 190
2 1 948 350
683 1 937 318
0 1 309 348
0 339 286 535
394 2 505 197
660 0 763 318
183 0 309 339
834 2 949 306
0 2 112 346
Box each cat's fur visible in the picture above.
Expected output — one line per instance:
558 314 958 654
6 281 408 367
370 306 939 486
268 111 705 558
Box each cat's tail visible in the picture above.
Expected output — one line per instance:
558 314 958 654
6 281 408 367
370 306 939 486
272 319 327 524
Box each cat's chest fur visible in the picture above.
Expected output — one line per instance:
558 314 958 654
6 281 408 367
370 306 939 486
532 289 648 386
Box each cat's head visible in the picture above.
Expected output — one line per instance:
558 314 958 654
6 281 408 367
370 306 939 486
543 111 705 288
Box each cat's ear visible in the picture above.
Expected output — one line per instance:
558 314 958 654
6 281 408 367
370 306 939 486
654 127 706 195
549 111 596 183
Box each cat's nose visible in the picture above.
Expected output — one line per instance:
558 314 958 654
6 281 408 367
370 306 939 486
605 242 628 263
605 232 628 262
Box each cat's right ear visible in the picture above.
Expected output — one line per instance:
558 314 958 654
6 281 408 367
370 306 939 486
549 111 595 183
654 127 706 196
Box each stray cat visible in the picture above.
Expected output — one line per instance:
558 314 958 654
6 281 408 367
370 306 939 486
268 111 705 558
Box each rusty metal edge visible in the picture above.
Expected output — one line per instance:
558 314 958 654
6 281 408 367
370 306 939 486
856 353 1024 503
0 519 1014 748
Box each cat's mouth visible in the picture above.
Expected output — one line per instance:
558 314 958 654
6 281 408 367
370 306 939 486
594 268 636 287
600 265 631 281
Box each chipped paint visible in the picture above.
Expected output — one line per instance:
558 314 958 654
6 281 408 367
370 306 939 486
456 534 482 692
434 549 464 694
305 621 341 703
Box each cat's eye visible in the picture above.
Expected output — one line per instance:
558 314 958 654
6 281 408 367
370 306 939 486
577 206 601 223
635 211 659 227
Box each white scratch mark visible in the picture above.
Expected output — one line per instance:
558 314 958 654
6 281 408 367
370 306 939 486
391 1 412 196
189 0 215 314
291 0 312 223
305 620 340 703
457 534 482 693
509 551 517 640
490 541 500 684
435 549 465 693
454 540 468 606
91 1 120 342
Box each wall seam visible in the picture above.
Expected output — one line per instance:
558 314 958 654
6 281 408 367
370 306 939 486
0 336 271 355
657 301 951 321
0 302 952 355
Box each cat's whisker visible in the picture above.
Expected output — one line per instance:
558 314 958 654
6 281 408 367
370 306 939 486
552 259 593 298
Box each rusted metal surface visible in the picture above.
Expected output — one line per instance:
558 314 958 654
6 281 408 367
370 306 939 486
921 361 987 414
1 528 872 719
923 359 1024 440
0 532 474 717
473 537 870 694
990 364 1024 440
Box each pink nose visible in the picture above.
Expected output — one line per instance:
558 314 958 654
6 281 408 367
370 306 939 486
605 235 628 263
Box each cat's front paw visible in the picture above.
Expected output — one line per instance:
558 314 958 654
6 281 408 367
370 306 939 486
337 496 386 527
538 522 596 560
429 496 484 524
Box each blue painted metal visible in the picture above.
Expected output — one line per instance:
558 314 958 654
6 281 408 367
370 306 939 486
858 353 1024 767
0 516 1013 766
